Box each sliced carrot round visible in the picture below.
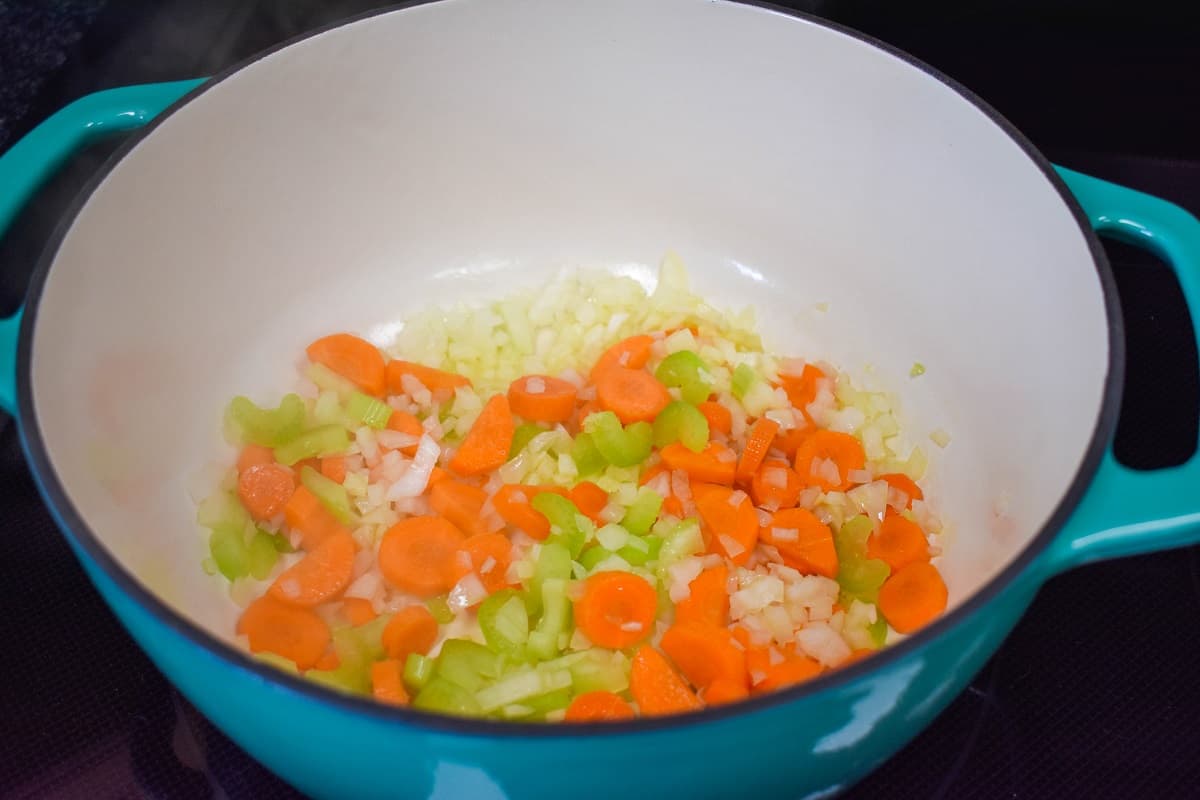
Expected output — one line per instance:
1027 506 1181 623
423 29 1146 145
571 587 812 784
449 394 515 476
386 360 471 394
574 571 657 649
660 623 747 691
386 410 424 456
878 561 948 634
237 444 276 473
755 651 822 692
595 366 671 425
269 530 356 606
735 417 780 484
659 441 737 485
429 480 490 537
867 513 930 572
508 374 578 423
793 429 866 492
379 516 467 597
692 483 758 566
339 597 377 627
371 659 411 706
237 594 330 670
564 690 636 722
306 333 387 397
779 363 826 422
673 564 729 628
569 481 609 524
454 532 514 595
630 644 701 716
238 462 295 521
879 472 924 507
590 335 655 382
750 459 803 509
759 507 838 578
492 484 568 540
703 678 750 706
382 604 439 661
696 401 732 436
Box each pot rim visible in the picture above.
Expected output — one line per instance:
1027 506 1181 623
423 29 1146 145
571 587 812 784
14 0 1123 738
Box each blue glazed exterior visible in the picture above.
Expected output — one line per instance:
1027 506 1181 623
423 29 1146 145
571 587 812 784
3 75 1200 800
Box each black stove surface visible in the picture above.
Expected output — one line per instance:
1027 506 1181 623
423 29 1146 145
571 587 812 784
1 2 1199 798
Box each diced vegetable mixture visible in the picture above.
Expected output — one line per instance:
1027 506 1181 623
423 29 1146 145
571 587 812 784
198 254 948 721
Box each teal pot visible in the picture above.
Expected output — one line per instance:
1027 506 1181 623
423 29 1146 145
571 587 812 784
1 2 1198 798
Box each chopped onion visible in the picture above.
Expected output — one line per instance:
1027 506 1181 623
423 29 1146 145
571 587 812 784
795 622 851 667
718 534 746 557
356 427 380 466
887 487 910 511
386 434 439 499
728 489 748 507
377 430 419 451
770 527 799 542
344 570 381 600
715 448 737 464
755 508 773 527
448 573 488 610
846 468 872 485
764 468 789 489
619 621 643 633
525 376 546 394
671 470 692 500
646 473 672 498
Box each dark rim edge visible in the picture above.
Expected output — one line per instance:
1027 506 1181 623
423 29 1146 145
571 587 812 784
13 0 1124 739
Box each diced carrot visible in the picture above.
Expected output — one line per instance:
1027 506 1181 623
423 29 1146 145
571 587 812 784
237 462 295 521
427 466 451 487
867 513 930 572
296 457 322 475
386 410 424 456
378 516 467 597
454 532 513 595
306 333 387 397
314 649 340 672
371 660 410 706
508 375 578 423
569 481 609 525
697 401 732 436
779 363 825 422
386 360 471 394
283 485 350 550
759 507 838 578
268 530 356 607
320 456 347 484
878 562 947 634
793 430 866 492
449 394 515 476
492 484 568 540
237 595 330 671
755 650 822 693
878 472 924 507
772 425 811 458
589 335 655 382
574 571 657 649
703 678 750 706
673 564 729 627
595 366 671 425
564 691 636 722
630 645 702 716
735 417 780 484
575 399 603 430
429 480 491 537
237 444 276 473
381 604 439 661
692 483 758 566
659 441 737 485
660 623 747 691
340 597 377 627
750 459 803 509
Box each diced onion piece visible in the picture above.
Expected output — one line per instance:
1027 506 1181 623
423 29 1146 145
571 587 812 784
770 527 799 542
448 573 488 611
386 434 440 500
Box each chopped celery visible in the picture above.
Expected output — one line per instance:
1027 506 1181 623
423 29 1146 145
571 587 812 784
657 519 704 564
225 393 306 447
254 652 298 674
535 650 589 672
346 391 392 430
836 515 891 603
300 465 354 523
306 666 367 695
655 350 713 405
413 678 483 716
475 667 573 713
209 526 248 582
404 652 436 691
867 615 888 648
595 524 630 552
425 595 456 624
583 411 653 467
532 494 589 558
196 490 250 532
271 532 296 553
731 363 758 400
652 401 709 452
312 390 346 427
306 362 359 400
274 424 351 466
436 639 503 692
836 515 875 559
621 487 664 536
527 578 571 661
532 542 572 599
570 432 607 476
354 613 393 662
510 423 548 458
515 687 572 719
579 546 614 571
618 535 662 567
478 590 530 655
246 529 279 580
568 649 631 694
307 627 376 695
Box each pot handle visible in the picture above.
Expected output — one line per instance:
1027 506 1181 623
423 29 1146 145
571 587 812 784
0 79 205 416
1040 166 1200 576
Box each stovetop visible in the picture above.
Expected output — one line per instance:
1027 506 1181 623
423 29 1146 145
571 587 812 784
1 2 1199 798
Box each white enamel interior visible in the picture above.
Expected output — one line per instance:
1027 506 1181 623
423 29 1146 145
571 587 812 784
29 0 1107 639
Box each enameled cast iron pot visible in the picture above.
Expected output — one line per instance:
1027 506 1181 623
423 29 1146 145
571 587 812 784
1 2 1198 798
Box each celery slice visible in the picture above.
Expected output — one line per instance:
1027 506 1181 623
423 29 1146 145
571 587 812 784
413 678 483 716
436 639 503 692
579 546 614 571
570 432 607 476
655 350 713 405
621 487 664 536
651 401 709 453
273 425 351 465
583 411 653 468
246 529 279 580
731 363 758 400
346 391 392 430
513 687 572 719
478 590 530 655
225 394 306 447
299 465 354 523
425 595 456 624
568 649 631 694
510 423 548 458
527 578 571 661
404 653 436 691
657 519 704 564
196 491 250 532
618 534 662 567
531 494 589 558
867 615 888 648
836 515 891 603
209 526 248 582
475 667 572 713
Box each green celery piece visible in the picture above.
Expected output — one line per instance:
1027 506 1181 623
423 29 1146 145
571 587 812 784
531 494 589 558
622 487 665 535
346 391 392 430
510 423 548 458
579 546 614 571
413 678 483 716
731 363 758 400
651 401 709 453
225 393 306 447
254 652 299 674
568 649 631 694
425 595 456 624
478 590 530 655
618 535 662 567
475 667 573 713
867 615 888 648
655 350 713 405
355 613 393 662
246 529 279 580
306 666 368 695
527 578 571 661
583 411 653 468
306 362 359 400
529 541 572 617
404 653 436 691
517 687 572 718
271 532 296 553
209 526 248 582
835 515 875 560
657 519 704 564
300 465 354 523
274 424 351 466
196 491 250 532
436 639 503 692
312 390 346 427
307 628 374 695
570 432 607 476
838 559 890 604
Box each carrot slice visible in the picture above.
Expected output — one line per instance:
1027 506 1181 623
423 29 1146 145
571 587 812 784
660 623 747 691
381 604 439 661
867 513 930 572
508 374 578 423
269 530 356 607
492 484 568 540
755 650 822 692
283 485 350 550
378 516 467 597
772 425 812 458
454 532 513 595
879 472 924 507
564 690 636 722
314 649 340 672
237 462 295 521
750 459 803 509
639 463 686 518
320 456 347 485
237 444 276 473
569 481 609 525
429 480 491 537
575 399 603 430
703 678 750 706
590 335 655 382
697 401 732 436
386 410 424 456
659 441 737 485
692 483 758 566
449 394 515 476
386 360 471 394
340 597 377 627
793 429 866 492
759 507 838 578
673 564 729 627
595 366 671 425
306 333 386 397
237 595 331 671
878 562 948 634
779 363 825 422
574 571 657 649
630 645 702 716
736 417 780 484
371 659 410 706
